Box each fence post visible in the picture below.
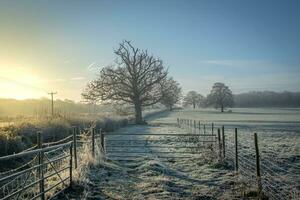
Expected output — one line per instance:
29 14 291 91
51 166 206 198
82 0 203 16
222 125 225 159
92 128 95 157
198 121 201 133
72 126 77 169
203 124 206 134
211 123 214 134
235 128 238 172
100 129 105 155
69 142 73 186
177 118 179 127
37 131 45 200
254 133 262 198
217 128 222 161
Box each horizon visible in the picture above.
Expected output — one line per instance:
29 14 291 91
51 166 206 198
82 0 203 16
1 89 300 103
1 0 299 101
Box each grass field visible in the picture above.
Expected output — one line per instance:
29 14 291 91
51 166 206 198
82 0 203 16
164 108 300 199
64 108 299 199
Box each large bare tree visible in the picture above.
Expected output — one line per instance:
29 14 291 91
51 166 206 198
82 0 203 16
82 41 168 124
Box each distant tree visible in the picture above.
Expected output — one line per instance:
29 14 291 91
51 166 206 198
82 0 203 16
197 96 208 108
82 40 168 124
207 82 234 112
160 77 182 111
183 91 204 109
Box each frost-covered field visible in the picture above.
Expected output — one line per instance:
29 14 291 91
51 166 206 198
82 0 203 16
64 108 299 199
176 108 300 199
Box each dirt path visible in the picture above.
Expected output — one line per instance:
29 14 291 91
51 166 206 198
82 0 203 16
73 112 237 199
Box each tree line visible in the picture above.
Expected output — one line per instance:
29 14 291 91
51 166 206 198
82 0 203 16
234 91 300 107
183 90 300 111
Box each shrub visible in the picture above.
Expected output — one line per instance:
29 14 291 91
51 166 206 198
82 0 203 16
0 130 24 156
39 118 71 142
0 115 129 157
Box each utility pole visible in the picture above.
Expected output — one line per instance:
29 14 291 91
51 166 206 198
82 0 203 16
48 92 57 117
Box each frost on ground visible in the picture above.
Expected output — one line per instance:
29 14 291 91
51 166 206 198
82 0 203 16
63 111 239 199
61 108 300 199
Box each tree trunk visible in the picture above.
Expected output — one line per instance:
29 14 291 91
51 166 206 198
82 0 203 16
169 105 173 111
134 101 143 124
221 105 224 112
193 103 196 109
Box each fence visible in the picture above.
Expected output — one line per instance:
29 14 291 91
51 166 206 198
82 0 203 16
0 126 104 200
103 119 217 161
104 132 217 161
177 118 300 200
1 118 299 200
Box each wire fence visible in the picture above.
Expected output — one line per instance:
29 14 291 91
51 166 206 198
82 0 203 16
177 118 300 200
223 128 299 200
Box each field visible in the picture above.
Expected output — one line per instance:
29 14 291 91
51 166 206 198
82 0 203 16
63 108 299 199
1 108 299 199
176 108 300 199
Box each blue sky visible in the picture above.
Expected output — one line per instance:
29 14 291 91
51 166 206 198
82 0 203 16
0 0 299 100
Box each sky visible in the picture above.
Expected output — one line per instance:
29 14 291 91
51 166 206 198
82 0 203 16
0 0 299 101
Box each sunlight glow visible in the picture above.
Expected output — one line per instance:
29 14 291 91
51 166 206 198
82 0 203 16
0 62 46 99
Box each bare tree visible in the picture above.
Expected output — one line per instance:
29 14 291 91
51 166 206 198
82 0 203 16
82 40 168 124
160 77 182 111
183 91 204 109
207 82 234 112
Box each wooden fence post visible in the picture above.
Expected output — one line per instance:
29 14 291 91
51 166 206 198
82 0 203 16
217 129 221 161
100 129 105 155
92 128 95 157
211 123 214 134
222 126 225 159
198 121 201 133
72 126 77 169
254 133 262 198
203 124 206 134
37 131 45 200
177 118 179 127
69 143 73 186
235 128 238 172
